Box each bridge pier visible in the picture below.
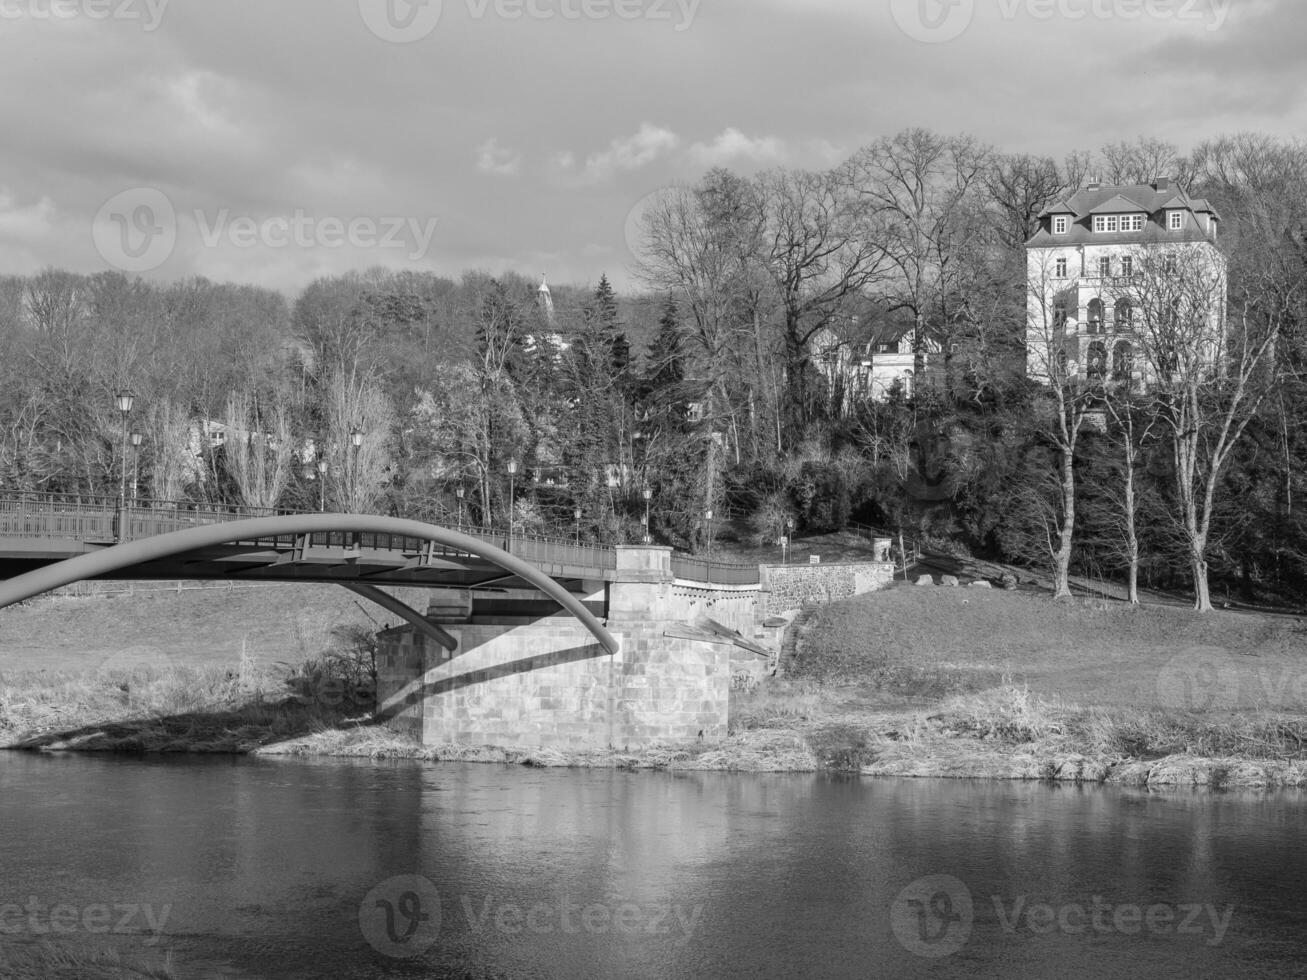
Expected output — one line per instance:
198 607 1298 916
376 545 748 750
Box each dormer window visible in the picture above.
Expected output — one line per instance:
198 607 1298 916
1168 210 1183 231
1093 215 1119 233
1053 215 1068 234
1123 214 1144 232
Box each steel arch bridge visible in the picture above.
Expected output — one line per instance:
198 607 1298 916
0 502 622 655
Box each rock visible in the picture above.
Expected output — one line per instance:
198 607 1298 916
915 575 934 587
940 575 960 588
999 572 1019 590
970 580 992 590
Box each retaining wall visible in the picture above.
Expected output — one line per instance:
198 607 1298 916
759 561 896 615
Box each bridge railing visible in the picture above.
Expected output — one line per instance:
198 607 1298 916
0 491 756 585
670 554 761 586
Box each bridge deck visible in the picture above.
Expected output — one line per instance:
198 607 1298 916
0 493 759 590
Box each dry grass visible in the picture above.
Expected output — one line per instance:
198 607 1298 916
0 944 177 980
0 654 374 753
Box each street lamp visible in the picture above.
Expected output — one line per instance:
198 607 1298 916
456 486 466 530
786 517 795 565
641 486 652 544
574 506 582 546
507 458 519 543
129 431 142 501
114 390 134 510
316 456 328 512
704 508 713 557
350 428 363 510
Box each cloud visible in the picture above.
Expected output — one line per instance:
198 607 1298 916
476 138 522 177
571 123 680 183
686 128 787 167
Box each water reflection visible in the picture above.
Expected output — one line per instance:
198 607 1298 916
1 754 1306 979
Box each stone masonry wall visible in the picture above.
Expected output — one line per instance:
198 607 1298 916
668 585 759 636
376 618 731 750
760 561 895 615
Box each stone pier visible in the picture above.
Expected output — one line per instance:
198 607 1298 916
376 546 757 750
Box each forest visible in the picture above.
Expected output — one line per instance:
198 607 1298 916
0 130 1303 612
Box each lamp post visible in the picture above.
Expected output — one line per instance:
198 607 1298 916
316 457 328 512
507 458 518 544
456 486 465 530
786 517 795 565
704 508 713 557
350 428 362 510
113 390 134 540
641 486 652 544
114 390 134 508
129 431 142 501
574 506 582 546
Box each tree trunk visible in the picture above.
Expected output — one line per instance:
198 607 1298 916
1051 446 1076 599
1192 552 1213 612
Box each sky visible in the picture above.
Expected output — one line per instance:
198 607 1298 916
0 0 1300 296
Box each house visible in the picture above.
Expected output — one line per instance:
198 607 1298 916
808 322 943 407
1025 177 1227 386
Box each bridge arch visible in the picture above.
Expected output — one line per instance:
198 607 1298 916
0 514 619 656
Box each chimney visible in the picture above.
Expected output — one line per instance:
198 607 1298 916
1087 179 1101 191
1156 176 1171 191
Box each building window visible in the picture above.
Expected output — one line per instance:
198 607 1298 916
1053 215 1068 234
1164 254 1177 275
1121 256 1133 278
1053 300 1068 331
1087 299 1103 335
1093 215 1120 233
1168 210 1183 231
1099 257 1111 277
1087 341 1108 382
1055 257 1067 278
1115 299 1133 331
1121 214 1144 232
1112 341 1133 383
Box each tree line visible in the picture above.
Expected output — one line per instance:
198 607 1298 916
0 131 1303 610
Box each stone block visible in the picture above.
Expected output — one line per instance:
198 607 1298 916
916 575 935 587
940 575 960 587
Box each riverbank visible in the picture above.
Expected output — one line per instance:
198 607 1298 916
4 584 1305 787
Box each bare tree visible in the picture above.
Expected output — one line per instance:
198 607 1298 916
321 369 395 514
223 390 294 510
1122 244 1289 611
753 165 890 438
1025 252 1097 598
846 128 992 387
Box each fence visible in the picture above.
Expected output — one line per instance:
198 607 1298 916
0 492 758 586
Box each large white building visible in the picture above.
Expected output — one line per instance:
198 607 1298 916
1025 177 1227 386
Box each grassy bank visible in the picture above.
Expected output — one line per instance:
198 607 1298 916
5 582 1306 787
0 943 179 980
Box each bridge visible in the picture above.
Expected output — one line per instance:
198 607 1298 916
0 493 787 749
0 493 895 751
0 491 759 649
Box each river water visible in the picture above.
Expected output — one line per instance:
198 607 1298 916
1 753 1306 979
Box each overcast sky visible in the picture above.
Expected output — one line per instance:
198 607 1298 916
0 0 1299 296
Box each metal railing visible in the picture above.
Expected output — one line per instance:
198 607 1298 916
0 491 756 586
670 554 760 586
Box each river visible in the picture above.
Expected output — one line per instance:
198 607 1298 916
1 753 1305 978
